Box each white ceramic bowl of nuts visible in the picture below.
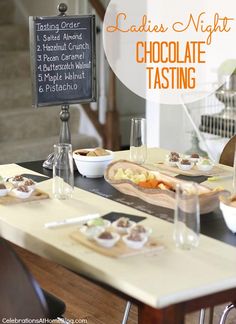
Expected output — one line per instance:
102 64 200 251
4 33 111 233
73 148 113 178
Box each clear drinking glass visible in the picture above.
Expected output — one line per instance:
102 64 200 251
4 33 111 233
130 117 147 164
173 182 200 250
53 143 74 199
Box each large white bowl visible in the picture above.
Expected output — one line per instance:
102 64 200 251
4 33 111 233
220 200 236 233
73 149 113 178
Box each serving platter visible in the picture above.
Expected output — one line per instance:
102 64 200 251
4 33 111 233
70 230 164 258
155 162 231 177
0 189 49 205
104 160 227 214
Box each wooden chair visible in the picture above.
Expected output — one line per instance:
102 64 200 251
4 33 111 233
219 135 236 167
219 135 236 323
0 237 65 319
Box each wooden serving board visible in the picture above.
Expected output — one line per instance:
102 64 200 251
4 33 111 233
0 189 49 205
70 231 164 258
104 160 228 214
155 162 231 177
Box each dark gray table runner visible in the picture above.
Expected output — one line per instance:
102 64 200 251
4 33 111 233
18 161 236 246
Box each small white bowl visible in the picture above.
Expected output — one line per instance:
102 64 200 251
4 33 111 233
0 187 10 197
122 234 148 249
94 232 120 248
9 176 26 188
12 188 33 199
112 219 136 234
190 157 200 164
21 179 36 191
128 224 152 238
73 149 113 178
165 159 178 167
87 218 111 228
177 161 194 171
220 200 236 233
196 160 214 172
80 225 104 240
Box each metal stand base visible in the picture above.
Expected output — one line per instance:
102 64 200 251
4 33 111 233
185 131 208 158
43 153 54 170
43 104 71 170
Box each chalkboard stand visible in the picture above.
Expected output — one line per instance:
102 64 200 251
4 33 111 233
30 2 96 169
43 4 71 170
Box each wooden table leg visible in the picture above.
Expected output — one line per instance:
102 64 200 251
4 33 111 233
209 306 214 324
138 303 185 324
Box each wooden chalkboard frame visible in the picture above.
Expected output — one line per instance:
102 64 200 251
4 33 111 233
29 15 96 107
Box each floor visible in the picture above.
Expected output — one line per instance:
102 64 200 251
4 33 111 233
12 243 236 324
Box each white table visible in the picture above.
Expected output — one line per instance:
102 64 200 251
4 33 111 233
0 149 235 323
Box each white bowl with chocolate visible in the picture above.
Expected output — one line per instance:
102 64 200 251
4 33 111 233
128 224 152 238
0 183 9 197
73 148 113 178
94 231 120 248
177 159 194 171
12 185 34 199
21 179 36 190
9 175 25 187
112 217 135 234
123 232 148 249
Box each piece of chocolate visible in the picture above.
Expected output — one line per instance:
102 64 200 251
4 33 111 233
98 231 113 240
17 185 29 193
13 175 24 182
181 159 191 165
0 183 6 190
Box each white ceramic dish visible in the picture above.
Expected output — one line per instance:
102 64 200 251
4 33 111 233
9 177 26 187
196 160 214 172
87 218 111 228
165 159 178 167
73 149 113 178
112 219 136 234
189 157 200 164
0 187 10 197
80 225 104 240
12 188 34 199
94 232 120 248
165 154 180 167
176 161 194 171
122 234 148 249
220 200 236 233
128 224 152 238
21 179 36 191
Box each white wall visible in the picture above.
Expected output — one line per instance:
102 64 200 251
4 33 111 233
159 104 191 154
116 80 145 146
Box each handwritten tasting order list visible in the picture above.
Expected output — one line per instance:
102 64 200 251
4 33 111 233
32 16 95 105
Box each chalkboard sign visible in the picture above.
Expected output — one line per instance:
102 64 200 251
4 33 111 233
29 15 96 107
